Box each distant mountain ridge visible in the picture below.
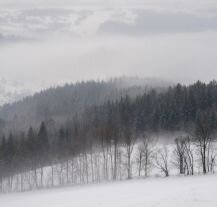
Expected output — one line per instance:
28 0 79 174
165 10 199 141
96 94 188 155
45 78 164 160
0 77 172 130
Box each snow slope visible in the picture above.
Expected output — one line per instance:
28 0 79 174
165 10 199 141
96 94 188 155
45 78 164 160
1 174 216 207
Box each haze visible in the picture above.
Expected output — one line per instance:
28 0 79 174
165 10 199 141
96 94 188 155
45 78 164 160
0 0 217 100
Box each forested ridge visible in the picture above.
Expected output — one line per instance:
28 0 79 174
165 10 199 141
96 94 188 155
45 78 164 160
0 77 170 131
0 80 217 192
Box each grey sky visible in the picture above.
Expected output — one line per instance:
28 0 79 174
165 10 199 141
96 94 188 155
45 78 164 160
0 0 217 101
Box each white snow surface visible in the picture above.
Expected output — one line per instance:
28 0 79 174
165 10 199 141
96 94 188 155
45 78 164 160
1 174 216 207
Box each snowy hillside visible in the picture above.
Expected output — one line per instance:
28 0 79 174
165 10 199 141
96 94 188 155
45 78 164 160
1 174 216 207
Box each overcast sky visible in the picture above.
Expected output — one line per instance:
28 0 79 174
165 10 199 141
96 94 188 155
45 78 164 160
0 0 217 99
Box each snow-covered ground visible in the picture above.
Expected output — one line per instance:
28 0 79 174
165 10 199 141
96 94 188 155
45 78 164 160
1 174 216 207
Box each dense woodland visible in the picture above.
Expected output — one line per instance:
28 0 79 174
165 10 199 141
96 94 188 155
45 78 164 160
0 80 217 192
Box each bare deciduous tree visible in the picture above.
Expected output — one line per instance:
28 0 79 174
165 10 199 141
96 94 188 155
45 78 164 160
124 129 136 179
195 110 214 174
173 136 186 174
183 137 194 175
137 134 155 177
155 146 170 177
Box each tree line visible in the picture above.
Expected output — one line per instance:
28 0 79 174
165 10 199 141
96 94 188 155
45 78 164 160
0 80 217 192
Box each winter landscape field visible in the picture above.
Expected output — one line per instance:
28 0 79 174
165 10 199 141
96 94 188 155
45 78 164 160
1 0 217 206
1 174 216 207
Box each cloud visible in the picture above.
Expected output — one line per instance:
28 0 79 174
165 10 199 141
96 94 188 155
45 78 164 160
0 8 106 39
1 6 217 43
0 1 217 101
0 33 32 43
98 10 217 35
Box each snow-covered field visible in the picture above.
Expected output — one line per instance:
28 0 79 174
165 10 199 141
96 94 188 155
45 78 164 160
1 174 216 207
